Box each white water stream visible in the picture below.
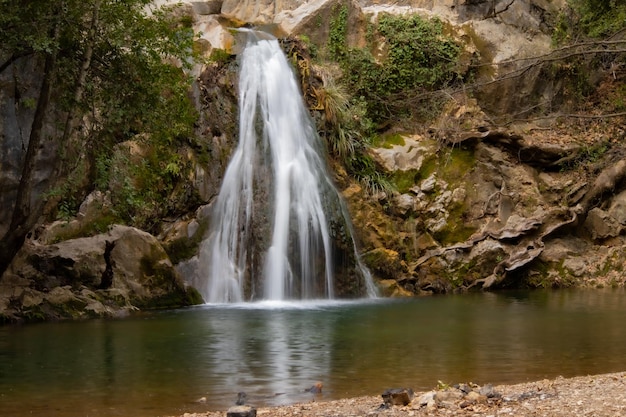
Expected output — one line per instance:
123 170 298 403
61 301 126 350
197 31 375 303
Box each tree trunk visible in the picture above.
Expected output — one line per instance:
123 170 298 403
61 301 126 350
58 0 100 176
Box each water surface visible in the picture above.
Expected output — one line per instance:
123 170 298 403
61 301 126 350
1 289 625 416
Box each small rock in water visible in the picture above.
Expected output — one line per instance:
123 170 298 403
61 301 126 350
236 392 247 405
382 388 414 406
226 405 256 417
195 396 207 403
306 382 323 394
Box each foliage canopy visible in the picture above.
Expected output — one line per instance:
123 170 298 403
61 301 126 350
0 0 199 231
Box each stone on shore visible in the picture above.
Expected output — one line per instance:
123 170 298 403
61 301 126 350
226 405 256 417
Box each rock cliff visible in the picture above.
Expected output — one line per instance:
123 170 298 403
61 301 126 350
2 0 625 321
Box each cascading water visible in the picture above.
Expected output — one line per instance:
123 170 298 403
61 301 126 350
197 30 376 303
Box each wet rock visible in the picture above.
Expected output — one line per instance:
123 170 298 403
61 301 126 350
467 239 506 277
377 279 413 297
382 387 414 406
235 392 247 405
562 257 587 277
306 382 323 394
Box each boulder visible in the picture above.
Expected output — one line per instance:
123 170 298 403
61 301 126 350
194 15 235 53
608 189 626 225
382 388 414 406
392 193 416 217
584 208 622 241
0 225 202 322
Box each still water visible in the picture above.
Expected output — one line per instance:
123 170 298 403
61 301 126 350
1 289 626 417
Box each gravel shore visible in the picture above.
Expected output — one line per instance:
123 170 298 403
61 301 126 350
176 371 626 417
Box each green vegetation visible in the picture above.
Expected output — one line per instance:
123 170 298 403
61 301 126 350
346 152 393 195
0 0 201 247
338 14 462 123
209 48 233 63
527 260 578 288
328 4 349 59
316 11 466 194
370 133 406 149
554 0 626 43
390 169 420 194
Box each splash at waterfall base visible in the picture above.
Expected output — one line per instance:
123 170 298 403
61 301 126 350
194 31 375 303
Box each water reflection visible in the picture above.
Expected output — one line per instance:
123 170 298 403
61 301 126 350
1 290 626 417
195 304 334 403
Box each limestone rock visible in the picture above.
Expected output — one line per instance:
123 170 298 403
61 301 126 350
370 136 435 172
608 189 626 225
584 208 622 241
467 239 506 277
190 0 222 15
377 279 413 297
276 0 366 45
1 225 202 322
226 405 257 417
195 15 235 53
392 193 416 217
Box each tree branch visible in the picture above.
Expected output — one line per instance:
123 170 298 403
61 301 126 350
0 51 34 74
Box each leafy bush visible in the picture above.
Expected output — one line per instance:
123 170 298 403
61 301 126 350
554 0 626 42
338 14 462 124
316 12 464 194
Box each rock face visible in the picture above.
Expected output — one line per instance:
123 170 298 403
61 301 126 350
0 56 60 239
2 0 626 321
0 225 202 322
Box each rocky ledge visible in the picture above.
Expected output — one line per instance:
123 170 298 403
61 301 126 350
176 371 626 417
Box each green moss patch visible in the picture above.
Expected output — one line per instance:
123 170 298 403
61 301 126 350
371 133 406 149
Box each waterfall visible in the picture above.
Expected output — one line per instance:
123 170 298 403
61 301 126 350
197 30 376 303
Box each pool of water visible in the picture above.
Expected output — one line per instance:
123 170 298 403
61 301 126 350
1 289 626 416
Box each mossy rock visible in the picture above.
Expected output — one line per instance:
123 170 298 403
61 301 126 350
362 247 406 280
